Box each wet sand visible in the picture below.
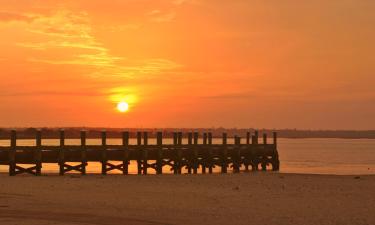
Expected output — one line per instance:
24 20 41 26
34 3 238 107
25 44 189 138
0 173 374 225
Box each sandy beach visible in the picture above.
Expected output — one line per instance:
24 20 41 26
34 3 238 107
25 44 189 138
0 173 374 225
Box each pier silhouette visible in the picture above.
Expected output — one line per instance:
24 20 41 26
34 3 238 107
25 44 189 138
0 130 280 176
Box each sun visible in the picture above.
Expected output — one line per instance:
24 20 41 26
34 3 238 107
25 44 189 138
117 101 129 113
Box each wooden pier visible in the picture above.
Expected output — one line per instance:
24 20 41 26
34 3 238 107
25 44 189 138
0 130 280 176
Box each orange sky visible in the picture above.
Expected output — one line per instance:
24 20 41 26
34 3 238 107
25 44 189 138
0 0 374 129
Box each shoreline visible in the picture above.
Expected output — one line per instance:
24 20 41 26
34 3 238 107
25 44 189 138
0 173 374 225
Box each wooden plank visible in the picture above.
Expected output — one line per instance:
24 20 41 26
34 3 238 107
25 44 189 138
122 131 129 175
263 133 267 145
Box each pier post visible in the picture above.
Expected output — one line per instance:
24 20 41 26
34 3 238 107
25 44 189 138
80 130 87 175
122 131 129 175
9 130 16 176
173 132 178 174
178 132 182 145
246 132 250 145
137 132 142 175
233 136 241 173
143 132 148 175
222 133 228 173
272 132 280 171
202 133 207 174
59 129 65 175
193 132 199 174
261 133 268 171
101 130 107 175
188 132 193 145
273 132 277 148
177 132 183 174
156 132 163 174
208 132 213 174
173 132 178 145
187 132 193 174
254 131 259 144
35 129 42 175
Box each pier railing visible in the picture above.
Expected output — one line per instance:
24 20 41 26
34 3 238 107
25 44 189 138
0 130 280 176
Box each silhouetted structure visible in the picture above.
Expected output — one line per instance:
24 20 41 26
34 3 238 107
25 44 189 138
0 129 279 176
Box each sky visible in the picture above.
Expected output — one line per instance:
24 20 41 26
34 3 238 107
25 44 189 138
0 0 374 129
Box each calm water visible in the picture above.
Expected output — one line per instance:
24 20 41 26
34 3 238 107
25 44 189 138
0 138 374 175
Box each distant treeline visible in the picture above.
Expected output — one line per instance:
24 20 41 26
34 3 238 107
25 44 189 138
0 128 375 139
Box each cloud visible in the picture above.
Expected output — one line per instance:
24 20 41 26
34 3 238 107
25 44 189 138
202 92 256 100
148 10 176 23
0 11 36 23
16 8 180 79
172 0 198 5
147 0 199 23
0 90 105 97
101 24 141 32
172 0 186 5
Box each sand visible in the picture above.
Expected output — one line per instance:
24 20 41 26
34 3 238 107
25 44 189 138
0 173 374 225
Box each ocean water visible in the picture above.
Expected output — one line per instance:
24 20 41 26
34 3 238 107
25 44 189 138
0 138 374 175
278 138 375 175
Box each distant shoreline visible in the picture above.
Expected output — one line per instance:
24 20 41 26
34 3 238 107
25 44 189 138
1 127 375 139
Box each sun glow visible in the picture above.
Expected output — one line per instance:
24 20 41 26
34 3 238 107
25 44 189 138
117 101 129 113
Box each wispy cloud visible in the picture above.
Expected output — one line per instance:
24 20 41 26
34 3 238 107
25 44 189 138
0 90 105 97
147 9 176 23
202 91 256 100
16 8 180 79
0 11 37 23
172 0 186 5
171 0 199 5
101 24 141 32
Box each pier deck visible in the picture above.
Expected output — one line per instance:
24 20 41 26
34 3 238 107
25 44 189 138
0 130 280 176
